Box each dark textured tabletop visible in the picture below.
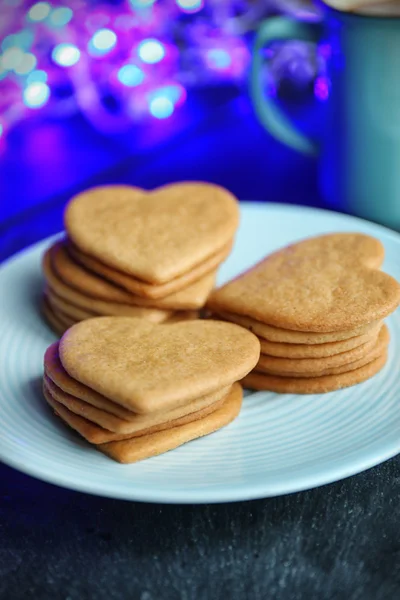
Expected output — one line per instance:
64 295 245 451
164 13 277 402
1 92 399 600
2 459 400 600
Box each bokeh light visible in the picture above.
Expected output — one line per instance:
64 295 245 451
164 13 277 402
176 0 204 13
149 96 174 119
206 48 232 70
138 39 165 64
14 53 37 75
0 0 269 141
23 81 50 108
2 30 34 52
117 64 144 87
48 7 73 28
129 0 156 7
52 43 80 67
153 84 186 106
89 28 117 56
1 47 24 71
1 35 16 51
26 69 48 85
27 2 51 22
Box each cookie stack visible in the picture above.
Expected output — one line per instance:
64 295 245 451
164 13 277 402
42 182 239 336
208 233 400 394
42 317 260 463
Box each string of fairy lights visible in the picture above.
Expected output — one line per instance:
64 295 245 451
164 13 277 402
0 0 322 142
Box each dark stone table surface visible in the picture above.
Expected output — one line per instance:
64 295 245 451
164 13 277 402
2 459 400 600
1 92 399 600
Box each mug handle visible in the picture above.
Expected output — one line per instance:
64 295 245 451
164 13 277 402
250 16 322 156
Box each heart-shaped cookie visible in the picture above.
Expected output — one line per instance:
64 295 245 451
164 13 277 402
242 353 388 394
45 342 136 419
43 380 229 445
59 317 260 413
257 325 388 377
42 251 174 321
98 383 243 464
43 374 230 437
215 311 382 344
208 234 400 332
51 241 217 309
256 325 386 375
67 239 231 299
42 298 75 336
65 183 239 284
258 323 381 358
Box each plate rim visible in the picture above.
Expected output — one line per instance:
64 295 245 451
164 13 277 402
2 435 400 504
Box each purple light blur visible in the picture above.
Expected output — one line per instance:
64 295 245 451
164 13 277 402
314 76 330 101
0 0 320 140
85 11 111 33
318 43 332 61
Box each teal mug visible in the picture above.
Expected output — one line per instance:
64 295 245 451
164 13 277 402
250 4 400 230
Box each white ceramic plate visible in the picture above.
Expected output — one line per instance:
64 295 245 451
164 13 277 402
1 203 400 503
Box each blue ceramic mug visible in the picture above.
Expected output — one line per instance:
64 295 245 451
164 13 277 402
250 4 400 230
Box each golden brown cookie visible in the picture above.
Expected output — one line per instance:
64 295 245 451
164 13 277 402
59 317 260 413
41 298 74 337
46 286 96 321
258 324 381 358
44 385 229 445
51 241 135 303
207 233 400 332
68 240 231 300
243 353 388 394
47 286 198 330
43 297 75 327
98 382 243 463
43 385 134 444
51 241 217 309
43 376 230 442
45 342 136 419
213 311 382 344
43 250 174 322
44 374 231 434
65 183 239 284
165 311 199 324
257 325 388 377
47 284 198 326
256 325 387 376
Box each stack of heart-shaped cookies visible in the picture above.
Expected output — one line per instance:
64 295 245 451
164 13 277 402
42 183 239 336
42 318 260 463
208 233 400 393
